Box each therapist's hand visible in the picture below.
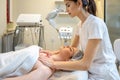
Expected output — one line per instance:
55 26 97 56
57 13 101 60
39 54 55 69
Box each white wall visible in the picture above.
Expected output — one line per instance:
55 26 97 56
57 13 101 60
12 0 79 50
0 0 7 52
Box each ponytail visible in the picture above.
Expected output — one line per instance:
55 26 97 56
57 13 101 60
82 0 96 16
87 0 96 16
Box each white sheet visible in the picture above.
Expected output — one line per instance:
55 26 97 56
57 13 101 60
0 45 40 79
50 70 88 80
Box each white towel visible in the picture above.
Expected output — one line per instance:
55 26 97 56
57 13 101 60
0 45 40 79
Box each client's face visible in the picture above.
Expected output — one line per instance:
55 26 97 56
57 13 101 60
60 47 77 56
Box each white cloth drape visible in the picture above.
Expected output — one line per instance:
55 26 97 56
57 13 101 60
0 45 40 79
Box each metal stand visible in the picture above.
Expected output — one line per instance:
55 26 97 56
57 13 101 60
2 32 14 52
13 25 45 50
38 25 46 49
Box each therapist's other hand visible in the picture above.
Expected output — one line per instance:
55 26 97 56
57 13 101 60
39 55 54 69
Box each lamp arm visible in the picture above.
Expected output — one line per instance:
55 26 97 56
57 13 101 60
48 19 58 30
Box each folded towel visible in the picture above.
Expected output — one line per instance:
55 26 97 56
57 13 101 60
0 45 40 79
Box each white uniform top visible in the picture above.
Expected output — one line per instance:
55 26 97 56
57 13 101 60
76 15 120 80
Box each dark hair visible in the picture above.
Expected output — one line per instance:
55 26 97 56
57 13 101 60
70 0 96 16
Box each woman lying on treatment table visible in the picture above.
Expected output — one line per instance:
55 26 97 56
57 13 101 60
2 45 78 80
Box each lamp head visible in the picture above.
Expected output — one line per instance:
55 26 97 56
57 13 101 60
46 8 64 20
46 8 64 30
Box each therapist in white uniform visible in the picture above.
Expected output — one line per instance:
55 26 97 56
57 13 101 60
40 0 120 80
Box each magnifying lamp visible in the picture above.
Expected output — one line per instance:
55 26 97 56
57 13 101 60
46 8 72 46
